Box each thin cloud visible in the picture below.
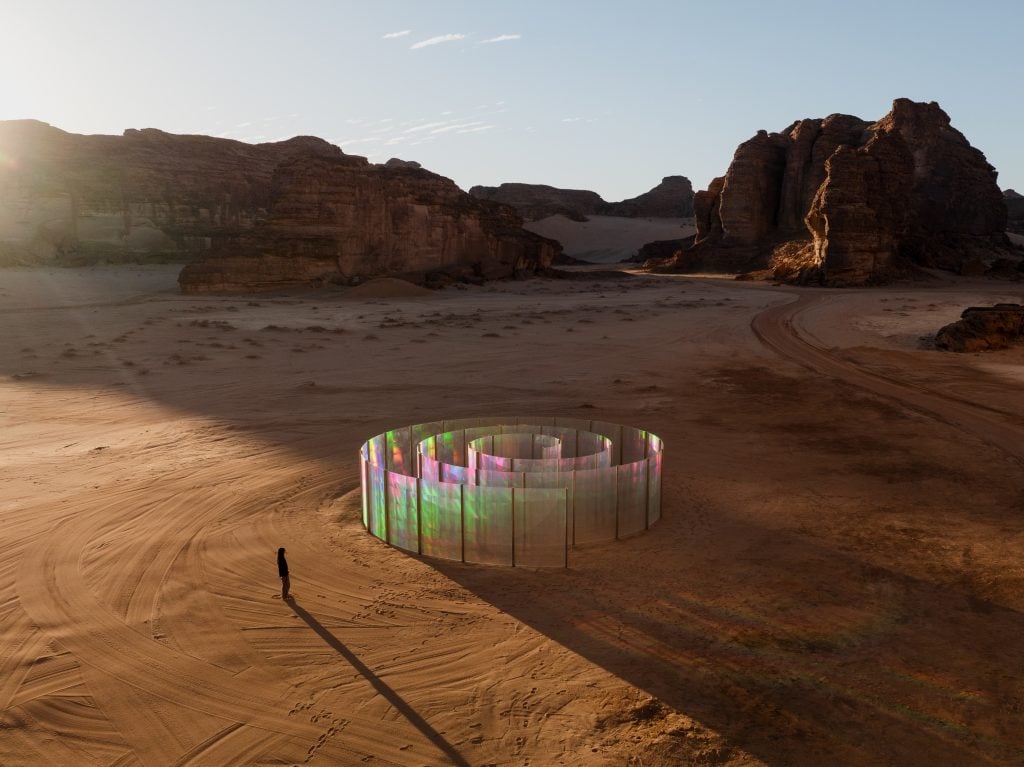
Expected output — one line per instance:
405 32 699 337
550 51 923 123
457 125 494 134
431 121 485 134
403 121 449 133
480 34 521 44
382 30 411 39
410 33 465 50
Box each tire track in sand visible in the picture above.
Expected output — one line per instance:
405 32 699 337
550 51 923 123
15 461 458 765
752 293 1024 462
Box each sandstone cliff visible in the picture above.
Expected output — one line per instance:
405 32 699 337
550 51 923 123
0 120 337 265
600 176 695 218
1006 189 1024 233
469 177 694 221
179 156 559 292
0 121 559 291
658 100 1014 284
467 183 604 222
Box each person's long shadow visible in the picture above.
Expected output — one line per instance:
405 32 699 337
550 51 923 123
286 598 470 767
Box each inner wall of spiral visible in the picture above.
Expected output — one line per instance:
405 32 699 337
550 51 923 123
359 417 663 568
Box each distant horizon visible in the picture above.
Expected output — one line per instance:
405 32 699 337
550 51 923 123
2 1 1021 199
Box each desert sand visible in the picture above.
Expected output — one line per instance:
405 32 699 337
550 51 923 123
2 265 1024 766
523 215 695 263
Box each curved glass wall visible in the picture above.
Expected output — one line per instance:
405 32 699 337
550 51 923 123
359 418 664 567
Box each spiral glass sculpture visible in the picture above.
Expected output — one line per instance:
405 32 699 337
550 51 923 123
360 417 663 567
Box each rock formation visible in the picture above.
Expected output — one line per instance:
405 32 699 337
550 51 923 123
180 156 559 292
632 236 696 263
657 99 1014 284
469 177 694 221
600 176 695 218
467 183 605 222
935 304 1024 352
384 158 421 169
0 120 559 291
1006 189 1024 233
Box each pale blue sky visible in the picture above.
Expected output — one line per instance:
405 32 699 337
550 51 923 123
2 0 1021 200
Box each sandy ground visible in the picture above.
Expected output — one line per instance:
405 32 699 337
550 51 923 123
2 264 1024 766
523 215 695 263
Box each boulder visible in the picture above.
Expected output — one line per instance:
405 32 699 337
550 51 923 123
655 100 1012 284
935 304 1024 352
634 236 694 264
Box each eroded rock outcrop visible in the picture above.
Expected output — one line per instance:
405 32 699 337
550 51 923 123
1006 189 1024 233
0 120 559 291
468 183 604 222
935 304 1024 351
469 177 694 221
0 120 339 265
632 236 695 263
180 156 559 292
601 176 695 218
659 100 1014 284
384 158 422 169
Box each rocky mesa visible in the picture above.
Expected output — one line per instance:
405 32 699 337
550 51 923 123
653 99 1014 284
469 176 694 221
0 120 559 292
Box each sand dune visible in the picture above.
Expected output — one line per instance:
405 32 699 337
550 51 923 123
2 265 1024 765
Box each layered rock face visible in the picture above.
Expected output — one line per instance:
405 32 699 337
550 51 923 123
468 183 604 221
469 177 694 221
180 157 559 292
665 100 1012 284
0 120 558 291
1006 189 1024 233
0 120 337 265
936 304 1024 352
601 176 695 218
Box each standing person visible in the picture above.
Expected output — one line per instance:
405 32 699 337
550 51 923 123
277 547 291 599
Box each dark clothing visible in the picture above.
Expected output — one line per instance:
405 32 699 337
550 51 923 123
277 552 289 578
